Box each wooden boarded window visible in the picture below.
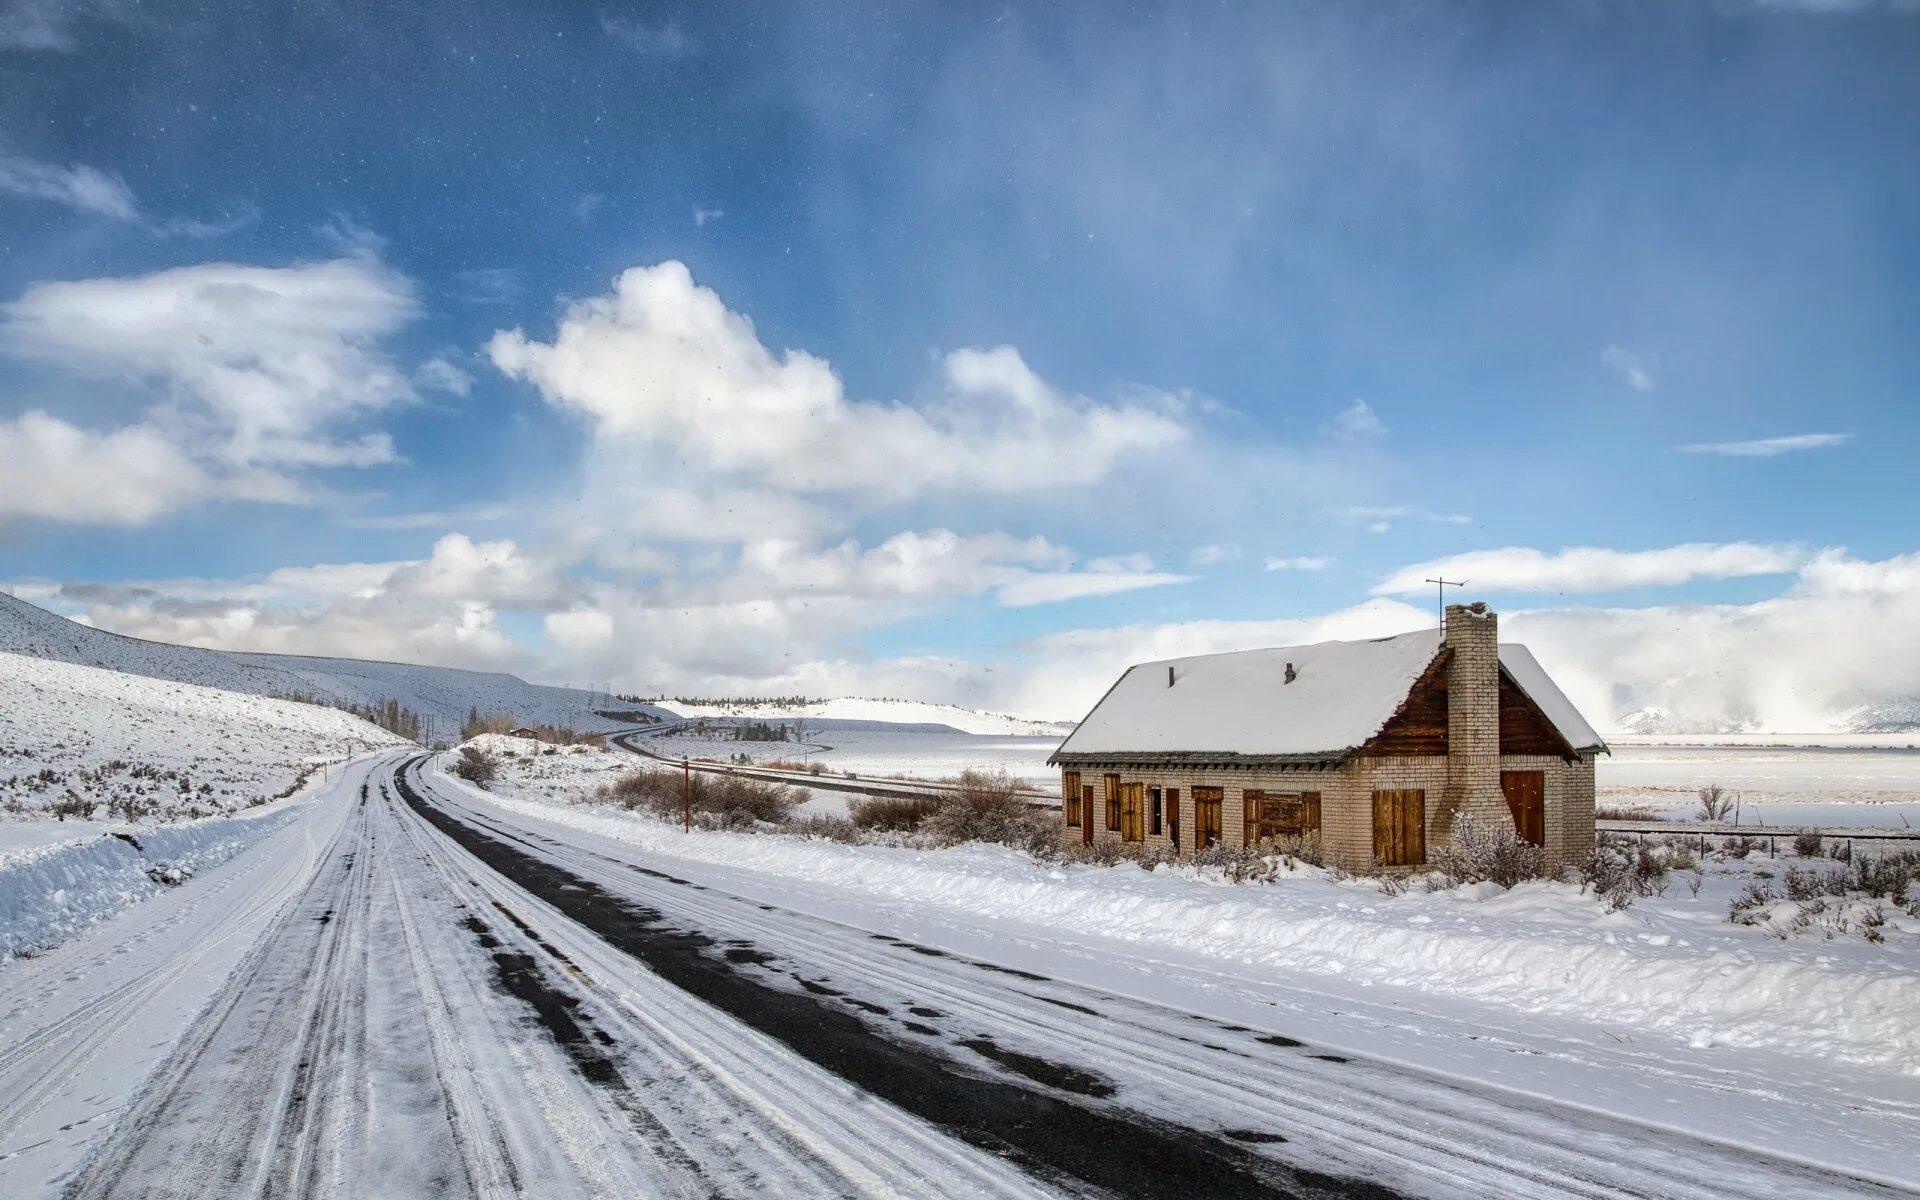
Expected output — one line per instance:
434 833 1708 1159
1120 782 1144 842
1243 790 1322 845
1148 787 1163 837
1081 785 1095 845
1105 775 1122 831
1372 789 1426 866
1501 770 1545 846
1062 771 1081 827
1166 787 1181 849
1194 786 1223 850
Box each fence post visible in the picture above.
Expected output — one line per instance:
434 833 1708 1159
683 757 691 833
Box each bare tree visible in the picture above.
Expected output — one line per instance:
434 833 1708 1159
1696 783 1735 823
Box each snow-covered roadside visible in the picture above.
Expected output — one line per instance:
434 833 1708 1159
0 757 375 961
432 748 1920 1077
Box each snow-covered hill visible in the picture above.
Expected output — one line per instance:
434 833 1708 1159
652 696 1075 737
0 592 667 736
0 651 406 823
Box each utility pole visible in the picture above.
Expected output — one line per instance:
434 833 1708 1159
682 756 691 833
1424 576 1467 630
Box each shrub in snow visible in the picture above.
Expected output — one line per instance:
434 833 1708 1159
848 793 943 831
1792 828 1824 858
784 814 866 843
918 770 1053 853
1572 840 1669 911
1430 811 1547 889
597 767 802 826
451 746 499 787
1696 783 1736 823
50 789 93 821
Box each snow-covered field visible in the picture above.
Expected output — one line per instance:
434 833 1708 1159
644 725 1064 789
0 591 666 735
653 696 1074 736
0 651 405 823
1602 741 1920 827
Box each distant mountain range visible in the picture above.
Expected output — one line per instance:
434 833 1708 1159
1615 700 1920 737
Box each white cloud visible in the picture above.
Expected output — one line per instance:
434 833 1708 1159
1600 344 1654 392
3 256 418 472
1373 541 1807 596
0 0 123 51
338 502 518 531
1264 555 1332 572
1190 543 1241 566
0 411 298 526
575 193 604 224
1329 504 1471 533
693 207 724 227
0 151 137 219
488 261 1188 501
1324 398 1386 439
449 267 521 306
415 356 474 396
1677 432 1852 457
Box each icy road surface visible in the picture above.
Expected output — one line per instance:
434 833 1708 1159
3 754 1904 1198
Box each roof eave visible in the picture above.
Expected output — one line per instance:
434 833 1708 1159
1047 749 1352 768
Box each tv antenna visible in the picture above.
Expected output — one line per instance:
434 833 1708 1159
1424 577 1467 629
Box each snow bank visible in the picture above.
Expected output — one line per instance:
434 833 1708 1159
435 756 1920 1076
0 803 307 960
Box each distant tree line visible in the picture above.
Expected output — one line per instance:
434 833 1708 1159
277 691 425 742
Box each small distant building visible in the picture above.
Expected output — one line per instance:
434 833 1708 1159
505 726 543 740
1048 603 1606 870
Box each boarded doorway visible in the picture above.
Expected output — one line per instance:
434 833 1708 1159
1194 786 1223 850
1120 782 1144 842
1372 789 1426 866
1501 771 1545 846
1081 785 1095 845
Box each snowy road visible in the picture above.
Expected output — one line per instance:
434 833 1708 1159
4 753 1907 1197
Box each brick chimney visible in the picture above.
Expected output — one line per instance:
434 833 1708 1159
1440 602 1511 837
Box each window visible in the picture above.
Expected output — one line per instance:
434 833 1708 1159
1120 782 1144 841
1105 774 1122 831
1372 789 1426 866
1194 786 1223 850
1243 790 1322 845
1063 771 1081 827
1166 787 1180 848
1148 787 1162 836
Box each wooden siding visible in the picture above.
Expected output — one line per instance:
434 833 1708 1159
1498 673 1575 757
1356 651 1450 757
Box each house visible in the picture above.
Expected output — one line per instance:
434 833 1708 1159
1047 603 1606 870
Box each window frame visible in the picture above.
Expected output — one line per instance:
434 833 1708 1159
1062 770 1082 827
1105 774 1122 832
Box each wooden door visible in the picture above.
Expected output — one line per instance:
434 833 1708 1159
1081 786 1095 845
1371 789 1426 866
1166 788 1181 850
1120 782 1144 841
1501 771 1545 846
1194 786 1223 850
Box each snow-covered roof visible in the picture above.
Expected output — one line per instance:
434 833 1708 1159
1051 627 1605 762
1053 629 1445 761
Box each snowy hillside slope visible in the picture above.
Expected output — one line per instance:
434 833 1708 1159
0 651 406 822
0 592 666 734
654 696 1075 736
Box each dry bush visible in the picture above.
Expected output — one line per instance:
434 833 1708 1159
1430 811 1548 889
599 768 802 827
784 814 866 843
50 790 93 821
761 759 828 775
451 746 498 787
1792 828 1824 858
848 793 944 831
1696 784 1736 823
1594 804 1656 821
1572 840 1669 911
919 770 1050 849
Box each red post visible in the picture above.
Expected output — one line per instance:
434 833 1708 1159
683 756 691 833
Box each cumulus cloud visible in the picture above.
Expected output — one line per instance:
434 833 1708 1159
488 261 1188 500
0 411 300 526
1374 542 1806 596
3 256 418 472
414 356 475 396
1677 432 1852 457
1600 344 1654 392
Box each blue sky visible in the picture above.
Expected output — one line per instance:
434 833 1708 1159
2 0 1918 727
